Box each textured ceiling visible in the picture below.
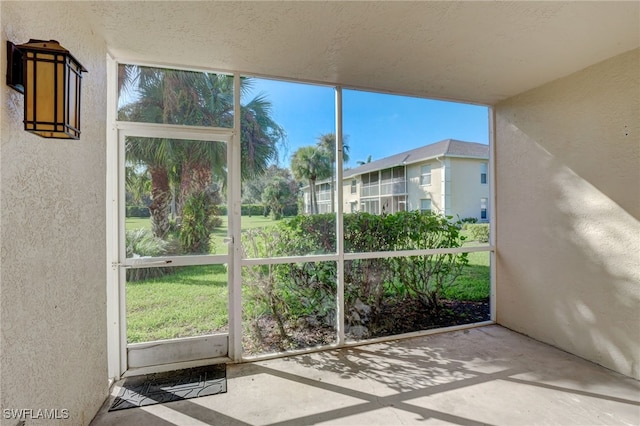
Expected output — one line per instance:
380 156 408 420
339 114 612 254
81 1 639 105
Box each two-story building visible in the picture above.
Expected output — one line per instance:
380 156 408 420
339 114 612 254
303 139 490 221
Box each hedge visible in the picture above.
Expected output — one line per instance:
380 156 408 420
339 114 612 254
218 204 297 217
467 223 490 243
126 205 150 218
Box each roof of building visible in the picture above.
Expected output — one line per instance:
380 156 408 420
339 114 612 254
343 139 488 178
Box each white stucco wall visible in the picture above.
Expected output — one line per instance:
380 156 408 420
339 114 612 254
495 48 640 379
449 157 490 221
407 161 442 213
342 177 359 212
1 2 108 424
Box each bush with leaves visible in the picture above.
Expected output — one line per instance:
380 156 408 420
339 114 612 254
261 176 294 220
342 213 395 327
242 228 291 345
241 211 469 347
242 225 337 348
179 189 221 254
385 211 469 310
125 228 172 281
467 223 490 243
126 205 150 218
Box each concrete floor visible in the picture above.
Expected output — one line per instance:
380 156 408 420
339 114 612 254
91 325 640 425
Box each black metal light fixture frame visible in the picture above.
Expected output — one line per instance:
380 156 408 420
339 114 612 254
6 39 87 140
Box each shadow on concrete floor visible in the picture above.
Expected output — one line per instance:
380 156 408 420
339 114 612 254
91 325 640 426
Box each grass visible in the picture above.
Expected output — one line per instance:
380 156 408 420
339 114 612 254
127 265 228 343
125 216 152 230
125 214 490 343
210 215 280 255
125 214 280 343
441 251 490 301
460 227 490 248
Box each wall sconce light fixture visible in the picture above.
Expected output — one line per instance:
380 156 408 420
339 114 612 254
6 39 87 139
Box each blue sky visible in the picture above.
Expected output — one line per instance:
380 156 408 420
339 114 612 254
243 77 489 168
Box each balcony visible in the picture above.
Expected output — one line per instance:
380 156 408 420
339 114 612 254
361 178 407 198
381 178 407 195
316 189 332 203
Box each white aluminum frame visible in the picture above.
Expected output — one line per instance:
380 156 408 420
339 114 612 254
116 125 234 376
229 73 243 362
335 87 346 345
106 58 497 378
489 106 497 322
106 53 120 379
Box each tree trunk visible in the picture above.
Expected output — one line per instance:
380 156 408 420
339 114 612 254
178 160 212 216
148 166 172 239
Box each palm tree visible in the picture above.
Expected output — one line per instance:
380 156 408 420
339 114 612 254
316 133 349 213
356 155 373 166
316 132 350 164
120 65 284 240
291 146 331 214
239 92 284 181
125 164 151 207
125 137 178 238
119 67 187 237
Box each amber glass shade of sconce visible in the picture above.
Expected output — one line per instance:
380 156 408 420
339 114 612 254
7 39 87 139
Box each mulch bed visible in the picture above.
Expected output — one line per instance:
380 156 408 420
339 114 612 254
243 298 490 355
372 298 490 335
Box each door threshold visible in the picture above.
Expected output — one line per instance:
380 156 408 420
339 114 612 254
123 356 233 378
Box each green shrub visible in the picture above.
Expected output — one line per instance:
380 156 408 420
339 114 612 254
467 223 490 243
282 204 298 217
217 204 273 216
241 204 264 216
241 211 470 342
241 227 301 344
179 191 220 254
126 205 150 218
382 211 468 310
125 228 171 281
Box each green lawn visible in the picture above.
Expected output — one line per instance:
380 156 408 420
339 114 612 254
211 216 280 254
125 214 279 231
127 265 228 343
460 227 491 248
442 251 490 301
125 216 152 230
126 214 280 343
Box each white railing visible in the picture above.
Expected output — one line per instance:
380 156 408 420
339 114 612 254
361 184 379 197
361 179 406 197
316 190 331 202
381 179 407 195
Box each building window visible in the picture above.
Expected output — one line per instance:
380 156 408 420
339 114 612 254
351 179 357 194
481 162 487 184
420 199 432 213
480 197 488 220
420 164 431 186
